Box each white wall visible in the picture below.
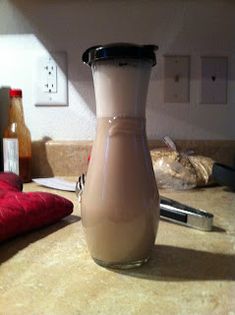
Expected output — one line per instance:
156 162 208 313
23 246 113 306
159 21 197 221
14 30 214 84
0 0 235 140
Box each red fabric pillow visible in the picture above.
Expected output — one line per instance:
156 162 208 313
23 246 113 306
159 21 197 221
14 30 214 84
0 172 23 192
0 172 74 242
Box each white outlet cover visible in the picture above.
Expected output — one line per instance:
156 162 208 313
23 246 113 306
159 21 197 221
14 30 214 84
164 56 190 103
34 51 68 106
201 57 228 104
43 58 57 93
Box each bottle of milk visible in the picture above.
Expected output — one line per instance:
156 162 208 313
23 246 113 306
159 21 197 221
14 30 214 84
81 43 160 269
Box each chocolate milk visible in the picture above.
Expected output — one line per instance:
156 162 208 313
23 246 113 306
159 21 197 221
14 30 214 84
82 116 159 266
81 44 159 268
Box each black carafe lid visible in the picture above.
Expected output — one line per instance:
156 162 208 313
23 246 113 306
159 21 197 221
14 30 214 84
82 43 158 67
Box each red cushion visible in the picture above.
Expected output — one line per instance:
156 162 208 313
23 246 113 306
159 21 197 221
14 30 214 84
0 172 23 192
0 172 74 242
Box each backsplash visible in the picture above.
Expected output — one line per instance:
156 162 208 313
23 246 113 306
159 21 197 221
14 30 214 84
0 0 235 141
32 140 235 177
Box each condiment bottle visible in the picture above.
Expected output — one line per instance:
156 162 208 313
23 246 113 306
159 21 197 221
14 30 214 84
0 88 10 171
3 89 32 182
81 44 160 269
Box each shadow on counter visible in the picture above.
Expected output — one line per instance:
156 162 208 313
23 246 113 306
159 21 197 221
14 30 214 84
114 244 235 281
32 137 54 178
0 214 80 264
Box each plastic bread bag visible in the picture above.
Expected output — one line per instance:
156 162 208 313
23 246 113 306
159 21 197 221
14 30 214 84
151 137 214 190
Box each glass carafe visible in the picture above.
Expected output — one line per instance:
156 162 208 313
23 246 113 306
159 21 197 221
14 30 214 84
82 44 160 269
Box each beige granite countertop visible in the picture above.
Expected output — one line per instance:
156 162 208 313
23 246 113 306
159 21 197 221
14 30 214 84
0 182 235 315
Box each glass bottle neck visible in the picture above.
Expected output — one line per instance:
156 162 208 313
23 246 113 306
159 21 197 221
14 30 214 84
92 59 152 118
8 96 25 124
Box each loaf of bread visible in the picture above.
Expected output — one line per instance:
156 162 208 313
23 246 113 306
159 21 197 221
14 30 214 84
151 148 214 189
188 155 214 186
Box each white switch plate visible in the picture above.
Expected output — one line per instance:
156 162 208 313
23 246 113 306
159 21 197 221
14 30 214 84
34 51 68 106
201 57 228 104
164 56 190 103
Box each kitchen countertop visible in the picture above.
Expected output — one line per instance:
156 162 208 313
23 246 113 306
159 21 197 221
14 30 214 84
0 182 234 315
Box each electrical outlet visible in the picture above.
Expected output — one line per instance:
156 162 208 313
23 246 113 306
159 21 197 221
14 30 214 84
164 56 190 103
43 58 57 93
201 57 228 104
34 51 68 106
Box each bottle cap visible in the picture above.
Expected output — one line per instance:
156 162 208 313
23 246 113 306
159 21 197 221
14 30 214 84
9 89 22 98
82 43 158 67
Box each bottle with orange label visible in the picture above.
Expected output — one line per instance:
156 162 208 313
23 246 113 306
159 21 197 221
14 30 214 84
3 89 32 182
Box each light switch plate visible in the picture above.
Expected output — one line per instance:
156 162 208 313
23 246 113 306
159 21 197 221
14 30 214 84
164 56 190 103
201 56 228 104
34 51 68 106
